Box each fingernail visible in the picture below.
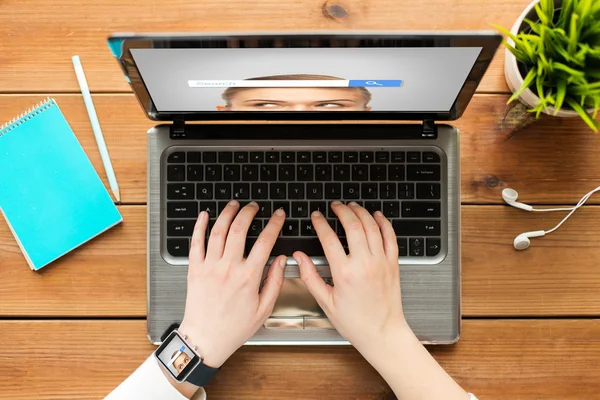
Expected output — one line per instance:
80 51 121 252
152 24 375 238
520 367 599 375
275 208 285 216
249 201 258 207
279 257 287 268
228 200 238 207
312 210 322 218
200 211 208 220
374 211 383 217
294 255 302 266
332 200 342 206
349 201 358 207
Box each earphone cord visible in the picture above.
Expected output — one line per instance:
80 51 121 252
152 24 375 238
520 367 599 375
545 186 600 234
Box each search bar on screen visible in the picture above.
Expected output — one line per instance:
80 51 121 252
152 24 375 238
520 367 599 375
188 80 402 88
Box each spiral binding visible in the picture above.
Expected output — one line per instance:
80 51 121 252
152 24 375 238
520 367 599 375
0 97 55 137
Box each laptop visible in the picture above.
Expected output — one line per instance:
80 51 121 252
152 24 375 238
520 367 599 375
108 31 501 345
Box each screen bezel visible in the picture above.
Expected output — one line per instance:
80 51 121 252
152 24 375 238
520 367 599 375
108 32 501 122
155 330 201 382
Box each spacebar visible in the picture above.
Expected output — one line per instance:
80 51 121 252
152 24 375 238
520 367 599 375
245 238 325 257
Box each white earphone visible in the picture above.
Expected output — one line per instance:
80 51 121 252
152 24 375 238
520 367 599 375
502 186 600 250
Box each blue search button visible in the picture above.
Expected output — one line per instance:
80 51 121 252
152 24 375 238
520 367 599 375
348 80 403 87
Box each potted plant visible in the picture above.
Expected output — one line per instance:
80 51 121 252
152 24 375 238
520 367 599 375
495 0 600 132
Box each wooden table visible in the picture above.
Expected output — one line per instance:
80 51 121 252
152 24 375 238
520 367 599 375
1 1 599 398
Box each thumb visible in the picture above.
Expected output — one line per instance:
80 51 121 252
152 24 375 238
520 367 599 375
294 251 333 310
258 255 287 317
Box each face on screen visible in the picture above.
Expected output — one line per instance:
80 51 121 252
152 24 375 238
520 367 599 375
156 333 199 380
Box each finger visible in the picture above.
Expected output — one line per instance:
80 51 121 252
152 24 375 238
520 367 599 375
257 255 287 318
311 209 346 267
294 251 333 310
223 202 259 261
189 211 209 266
206 200 239 260
373 211 399 264
247 207 286 266
347 202 384 255
330 201 369 256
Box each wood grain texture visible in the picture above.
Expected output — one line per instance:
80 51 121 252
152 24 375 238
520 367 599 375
1 206 599 317
0 319 598 399
1 94 598 205
0 0 535 94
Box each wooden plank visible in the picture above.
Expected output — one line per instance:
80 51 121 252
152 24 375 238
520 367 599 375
0 319 598 399
1 206 599 317
1 94 598 205
0 0 533 94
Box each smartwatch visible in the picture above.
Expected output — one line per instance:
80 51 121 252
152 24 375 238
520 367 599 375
154 329 220 386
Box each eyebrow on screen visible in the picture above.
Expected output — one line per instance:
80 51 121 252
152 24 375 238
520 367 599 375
244 99 357 103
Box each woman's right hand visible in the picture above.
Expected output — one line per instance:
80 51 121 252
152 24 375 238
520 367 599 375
293 200 411 354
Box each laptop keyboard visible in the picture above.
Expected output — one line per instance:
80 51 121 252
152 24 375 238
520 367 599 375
164 148 444 260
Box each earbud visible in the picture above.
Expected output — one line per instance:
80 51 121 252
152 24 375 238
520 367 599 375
502 188 533 211
513 230 546 250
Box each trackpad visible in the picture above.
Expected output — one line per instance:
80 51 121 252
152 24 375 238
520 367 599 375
270 278 325 318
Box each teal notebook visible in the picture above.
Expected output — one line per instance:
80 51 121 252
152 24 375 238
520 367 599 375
0 98 122 270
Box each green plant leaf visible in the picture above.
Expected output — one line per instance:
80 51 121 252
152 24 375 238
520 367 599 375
566 97 600 132
508 66 538 104
553 62 586 76
568 13 580 56
554 80 568 114
535 3 550 26
523 18 542 35
559 0 575 30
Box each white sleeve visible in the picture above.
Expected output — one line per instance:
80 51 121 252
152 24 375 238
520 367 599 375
104 355 207 400
469 394 478 400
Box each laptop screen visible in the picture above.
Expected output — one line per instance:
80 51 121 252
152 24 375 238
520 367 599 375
130 47 482 114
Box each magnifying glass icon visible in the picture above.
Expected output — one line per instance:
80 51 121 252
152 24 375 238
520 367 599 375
365 80 383 86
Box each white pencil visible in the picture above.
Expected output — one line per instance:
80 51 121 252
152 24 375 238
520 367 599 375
71 55 121 203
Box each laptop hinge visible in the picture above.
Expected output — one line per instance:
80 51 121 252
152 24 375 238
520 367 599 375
422 119 437 139
171 120 186 138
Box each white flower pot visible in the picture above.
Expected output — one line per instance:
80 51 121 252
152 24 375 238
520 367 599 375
504 0 586 117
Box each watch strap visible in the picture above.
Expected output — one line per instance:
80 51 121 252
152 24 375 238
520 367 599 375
186 361 220 387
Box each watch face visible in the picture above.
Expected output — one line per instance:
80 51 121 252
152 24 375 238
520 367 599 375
155 331 201 381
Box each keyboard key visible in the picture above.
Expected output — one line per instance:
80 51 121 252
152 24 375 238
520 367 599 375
281 152 295 163
218 152 232 163
365 201 381 214
391 152 405 163
203 152 217 163
407 165 441 181
417 183 441 199
218 201 229 214
205 165 222 181
283 220 299 236
250 152 264 163
257 202 272 218
327 202 338 218
273 201 290 216
167 165 185 181
197 183 213 199
336 219 345 236
288 183 304 199
233 183 250 199
234 152 248 163
224 165 240 181
270 183 286 199
242 165 259 181
344 152 358 163
383 201 400 218
297 165 313 181
307 183 323 199
298 152 311 163
427 238 442 256
186 165 203 181
423 152 441 163
266 152 279 163
187 152 201 163
167 238 189 257
260 165 277 181
167 152 185 163
199 201 217 218
301 220 317 236
402 202 441 218
397 238 408 257
388 165 405 181
279 165 295 181
375 151 389 163
328 152 343 163
370 165 387 181
315 165 332 181
380 183 396 199
326 219 337 233
167 184 194 199
244 237 325 257
310 201 327 214
393 220 441 236
352 165 369 181
333 165 350 181
214 183 231 199
292 201 309 218
167 220 195 236
167 202 198 218
360 151 374 163
325 183 342 199
409 237 424 256
248 219 264 237
407 152 421 163
343 183 360 199
362 183 378 199
252 183 268 199
313 152 327 162
398 183 415 199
